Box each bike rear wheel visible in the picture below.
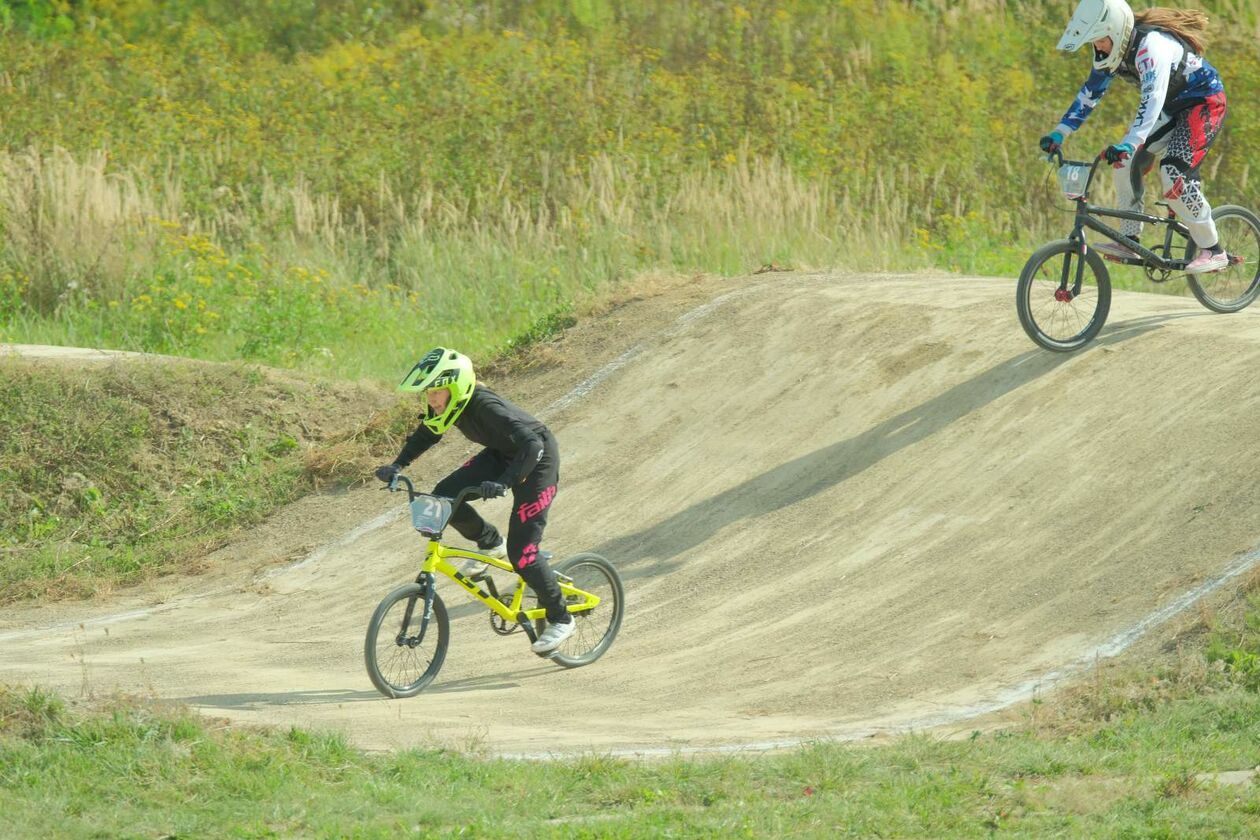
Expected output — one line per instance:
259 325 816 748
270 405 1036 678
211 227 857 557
364 582 449 698
1187 205 1260 313
540 553 624 669
1016 239 1112 352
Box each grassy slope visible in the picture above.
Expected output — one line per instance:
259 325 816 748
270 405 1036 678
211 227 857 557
0 356 408 602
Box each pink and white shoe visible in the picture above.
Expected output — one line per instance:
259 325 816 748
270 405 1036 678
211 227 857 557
1185 250 1229 274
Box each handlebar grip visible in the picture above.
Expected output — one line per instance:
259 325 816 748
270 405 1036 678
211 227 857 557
385 473 417 500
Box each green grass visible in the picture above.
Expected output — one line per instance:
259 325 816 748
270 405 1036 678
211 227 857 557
1206 595 1260 691
1 680 1257 837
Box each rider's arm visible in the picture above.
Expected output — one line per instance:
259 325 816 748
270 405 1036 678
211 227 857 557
477 398 546 487
1054 67 1113 138
500 428 545 487
1120 32 1178 150
394 422 441 468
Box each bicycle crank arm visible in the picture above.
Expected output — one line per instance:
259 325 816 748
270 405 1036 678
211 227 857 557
517 612 538 644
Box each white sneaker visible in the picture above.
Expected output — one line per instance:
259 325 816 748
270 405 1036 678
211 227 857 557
459 539 506 578
458 558 488 577
531 619 575 653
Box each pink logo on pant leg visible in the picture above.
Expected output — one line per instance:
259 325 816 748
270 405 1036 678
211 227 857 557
517 485 557 522
517 543 538 570
1164 175 1186 201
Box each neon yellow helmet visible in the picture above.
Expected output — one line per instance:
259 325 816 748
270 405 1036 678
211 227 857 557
398 347 476 434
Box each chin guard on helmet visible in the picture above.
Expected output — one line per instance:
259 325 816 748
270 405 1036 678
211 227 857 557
398 347 476 434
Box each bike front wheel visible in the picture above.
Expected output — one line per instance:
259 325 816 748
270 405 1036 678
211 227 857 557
364 582 449 698
1016 239 1112 352
542 553 624 669
1187 205 1260 313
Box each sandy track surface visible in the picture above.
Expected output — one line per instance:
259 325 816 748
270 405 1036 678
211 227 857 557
4 272 1260 757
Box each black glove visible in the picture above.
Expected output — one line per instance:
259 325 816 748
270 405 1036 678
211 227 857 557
478 480 507 499
1103 142 1134 167
375 463 402 483
1039 131 1063 155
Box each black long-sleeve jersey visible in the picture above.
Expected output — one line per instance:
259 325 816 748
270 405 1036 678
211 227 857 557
394 385 550 485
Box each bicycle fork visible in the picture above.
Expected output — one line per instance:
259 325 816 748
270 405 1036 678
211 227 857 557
398 571 438 647
1059 230 1089 301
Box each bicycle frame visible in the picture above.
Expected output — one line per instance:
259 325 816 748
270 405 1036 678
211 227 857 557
1054 150 1194 274
417 540 601 624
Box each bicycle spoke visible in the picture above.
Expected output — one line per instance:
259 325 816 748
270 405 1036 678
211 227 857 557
1188 209 1260 311
1029 259 1096 340
544 554 623 668
556 565 615 657
365 585 448 697
1017 241 1110 352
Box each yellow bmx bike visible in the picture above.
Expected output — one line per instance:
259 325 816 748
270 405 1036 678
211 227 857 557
364 475 624 698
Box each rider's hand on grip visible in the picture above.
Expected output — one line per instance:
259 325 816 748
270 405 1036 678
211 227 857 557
1103 142 1134 168
478 480 507 499
1039 131 1063 155
375 463 402 483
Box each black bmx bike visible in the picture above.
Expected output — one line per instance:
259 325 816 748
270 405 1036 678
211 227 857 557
1016 149 1260 352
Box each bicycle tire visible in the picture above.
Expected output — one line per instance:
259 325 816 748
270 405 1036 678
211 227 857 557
1187 205 1260 313
1016 239 1112 352
543 553 624 669
364 583 449 698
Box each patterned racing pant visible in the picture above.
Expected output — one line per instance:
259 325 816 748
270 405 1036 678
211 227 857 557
1115 91 1227 248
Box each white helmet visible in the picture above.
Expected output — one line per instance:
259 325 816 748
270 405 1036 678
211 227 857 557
1056 0 1134 74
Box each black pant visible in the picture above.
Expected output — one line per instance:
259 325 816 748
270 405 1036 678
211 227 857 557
433 435 567 623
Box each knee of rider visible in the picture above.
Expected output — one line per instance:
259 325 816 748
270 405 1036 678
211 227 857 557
432 476 460 496
1158 162 1187 197
510 541 541 571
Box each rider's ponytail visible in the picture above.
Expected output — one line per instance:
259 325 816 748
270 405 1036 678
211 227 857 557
1135 8 1210 54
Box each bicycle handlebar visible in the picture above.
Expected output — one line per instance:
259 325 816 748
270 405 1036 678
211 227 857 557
387 472 416 498
386 473 483 509
1045 147 1107 202
1046 147 1102 169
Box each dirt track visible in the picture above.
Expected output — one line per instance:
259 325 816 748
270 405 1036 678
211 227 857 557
4 272 1260 757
